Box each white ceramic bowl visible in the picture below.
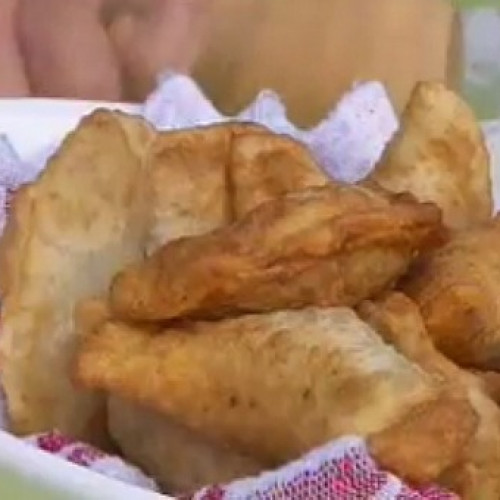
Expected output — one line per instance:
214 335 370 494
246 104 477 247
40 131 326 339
0 98 140 160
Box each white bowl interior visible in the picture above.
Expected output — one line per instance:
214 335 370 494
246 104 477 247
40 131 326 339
0 98 141 160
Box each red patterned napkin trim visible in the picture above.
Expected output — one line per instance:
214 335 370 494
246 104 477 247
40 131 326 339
186 437 457 500
24 432 158 490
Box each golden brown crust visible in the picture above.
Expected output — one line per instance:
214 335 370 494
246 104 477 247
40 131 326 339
109 183 444 322
402 216 500 370
368 81 492 230
357 292 457 379
75 308 441 468
368 394 477 486
359 293 500 499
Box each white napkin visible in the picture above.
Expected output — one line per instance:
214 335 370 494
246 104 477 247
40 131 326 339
143 74 399 183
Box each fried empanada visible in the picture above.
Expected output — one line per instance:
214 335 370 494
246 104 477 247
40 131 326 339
0 110 156 442
368 81 492 230
75 307 475 489
402 216 500 370
146 125 328 251
229 133 327 219
359 293 500 499
110 183 444 322
77 298 263 492
145 126 232 252
0 116 331 442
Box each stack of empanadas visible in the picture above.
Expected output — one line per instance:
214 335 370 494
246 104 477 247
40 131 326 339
0 113 326 443
1 81 500 498
77 180 455 492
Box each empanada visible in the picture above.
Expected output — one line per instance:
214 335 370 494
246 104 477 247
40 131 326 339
75 307 476 489
146 125 327 251
0 116 330 443
368 81 492 229
359 293 500 499
110 184 444 322
402 216 500 370
0 110 156 443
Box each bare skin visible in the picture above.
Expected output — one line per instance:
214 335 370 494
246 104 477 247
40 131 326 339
0 0 207 101
0 0 29 96
0 0 458 116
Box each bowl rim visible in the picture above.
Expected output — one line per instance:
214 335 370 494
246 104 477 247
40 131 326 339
0 97 141 116
0 429 167 499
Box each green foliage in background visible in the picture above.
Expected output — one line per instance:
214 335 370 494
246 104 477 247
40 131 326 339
458 0 497 8
458 2 500 119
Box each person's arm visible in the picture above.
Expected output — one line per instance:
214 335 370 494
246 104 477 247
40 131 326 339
0 0 30 96
108 0 212 101
17 0 122 100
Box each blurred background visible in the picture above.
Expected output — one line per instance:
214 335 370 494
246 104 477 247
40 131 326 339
460 0 500 119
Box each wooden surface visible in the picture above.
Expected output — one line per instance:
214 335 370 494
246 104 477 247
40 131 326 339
193 0 462 126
